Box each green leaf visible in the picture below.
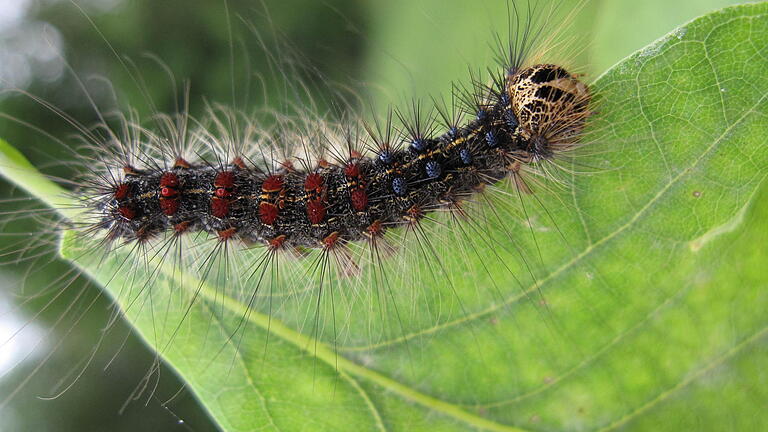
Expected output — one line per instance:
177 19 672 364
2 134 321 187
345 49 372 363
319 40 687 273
2 3 767 431
590 0 747 73
0 139 79 222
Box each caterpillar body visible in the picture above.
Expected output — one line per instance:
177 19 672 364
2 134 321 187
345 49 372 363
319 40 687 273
101 64 589 254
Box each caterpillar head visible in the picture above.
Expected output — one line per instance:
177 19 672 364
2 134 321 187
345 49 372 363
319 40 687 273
507 64 591 162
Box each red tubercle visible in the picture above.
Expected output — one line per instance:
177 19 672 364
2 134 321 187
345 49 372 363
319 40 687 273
114 183 130 200
405 205 424 223
173 158 191 169
123 165 140 176
350 189 368 211
304 173 324 192
259 202 279 225
267 235 287 250
262 175 284 193
366 220 384 237
344 163 360 178
174 221 192 233
160 172 179 188
217 227 237 241
159 172 181 216
214 171 235 199
232 157 247 169
160 172 180 199
317 159 331 169
350 150 363 159
214 171 235 189
211 197 230 218
322 231 341 250
135 226 153 243
160 197 179 216
118 206 136 220
306 199 326 225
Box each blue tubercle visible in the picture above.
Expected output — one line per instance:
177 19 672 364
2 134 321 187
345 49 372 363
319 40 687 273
425 161 442 179
391 177 407 197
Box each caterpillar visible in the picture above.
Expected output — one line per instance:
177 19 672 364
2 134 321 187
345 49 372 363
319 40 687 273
99 62 589 254
0 0 604 430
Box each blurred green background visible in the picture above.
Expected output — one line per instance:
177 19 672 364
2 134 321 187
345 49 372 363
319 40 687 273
0 0 746 431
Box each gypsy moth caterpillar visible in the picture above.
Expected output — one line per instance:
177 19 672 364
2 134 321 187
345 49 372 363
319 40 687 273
0 0 661 430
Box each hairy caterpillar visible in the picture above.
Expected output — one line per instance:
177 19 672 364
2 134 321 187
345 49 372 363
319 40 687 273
97 61 589 253
6 0 754 431
4 1 596 429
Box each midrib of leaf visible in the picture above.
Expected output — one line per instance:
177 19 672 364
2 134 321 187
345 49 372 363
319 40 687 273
150 253 530 432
